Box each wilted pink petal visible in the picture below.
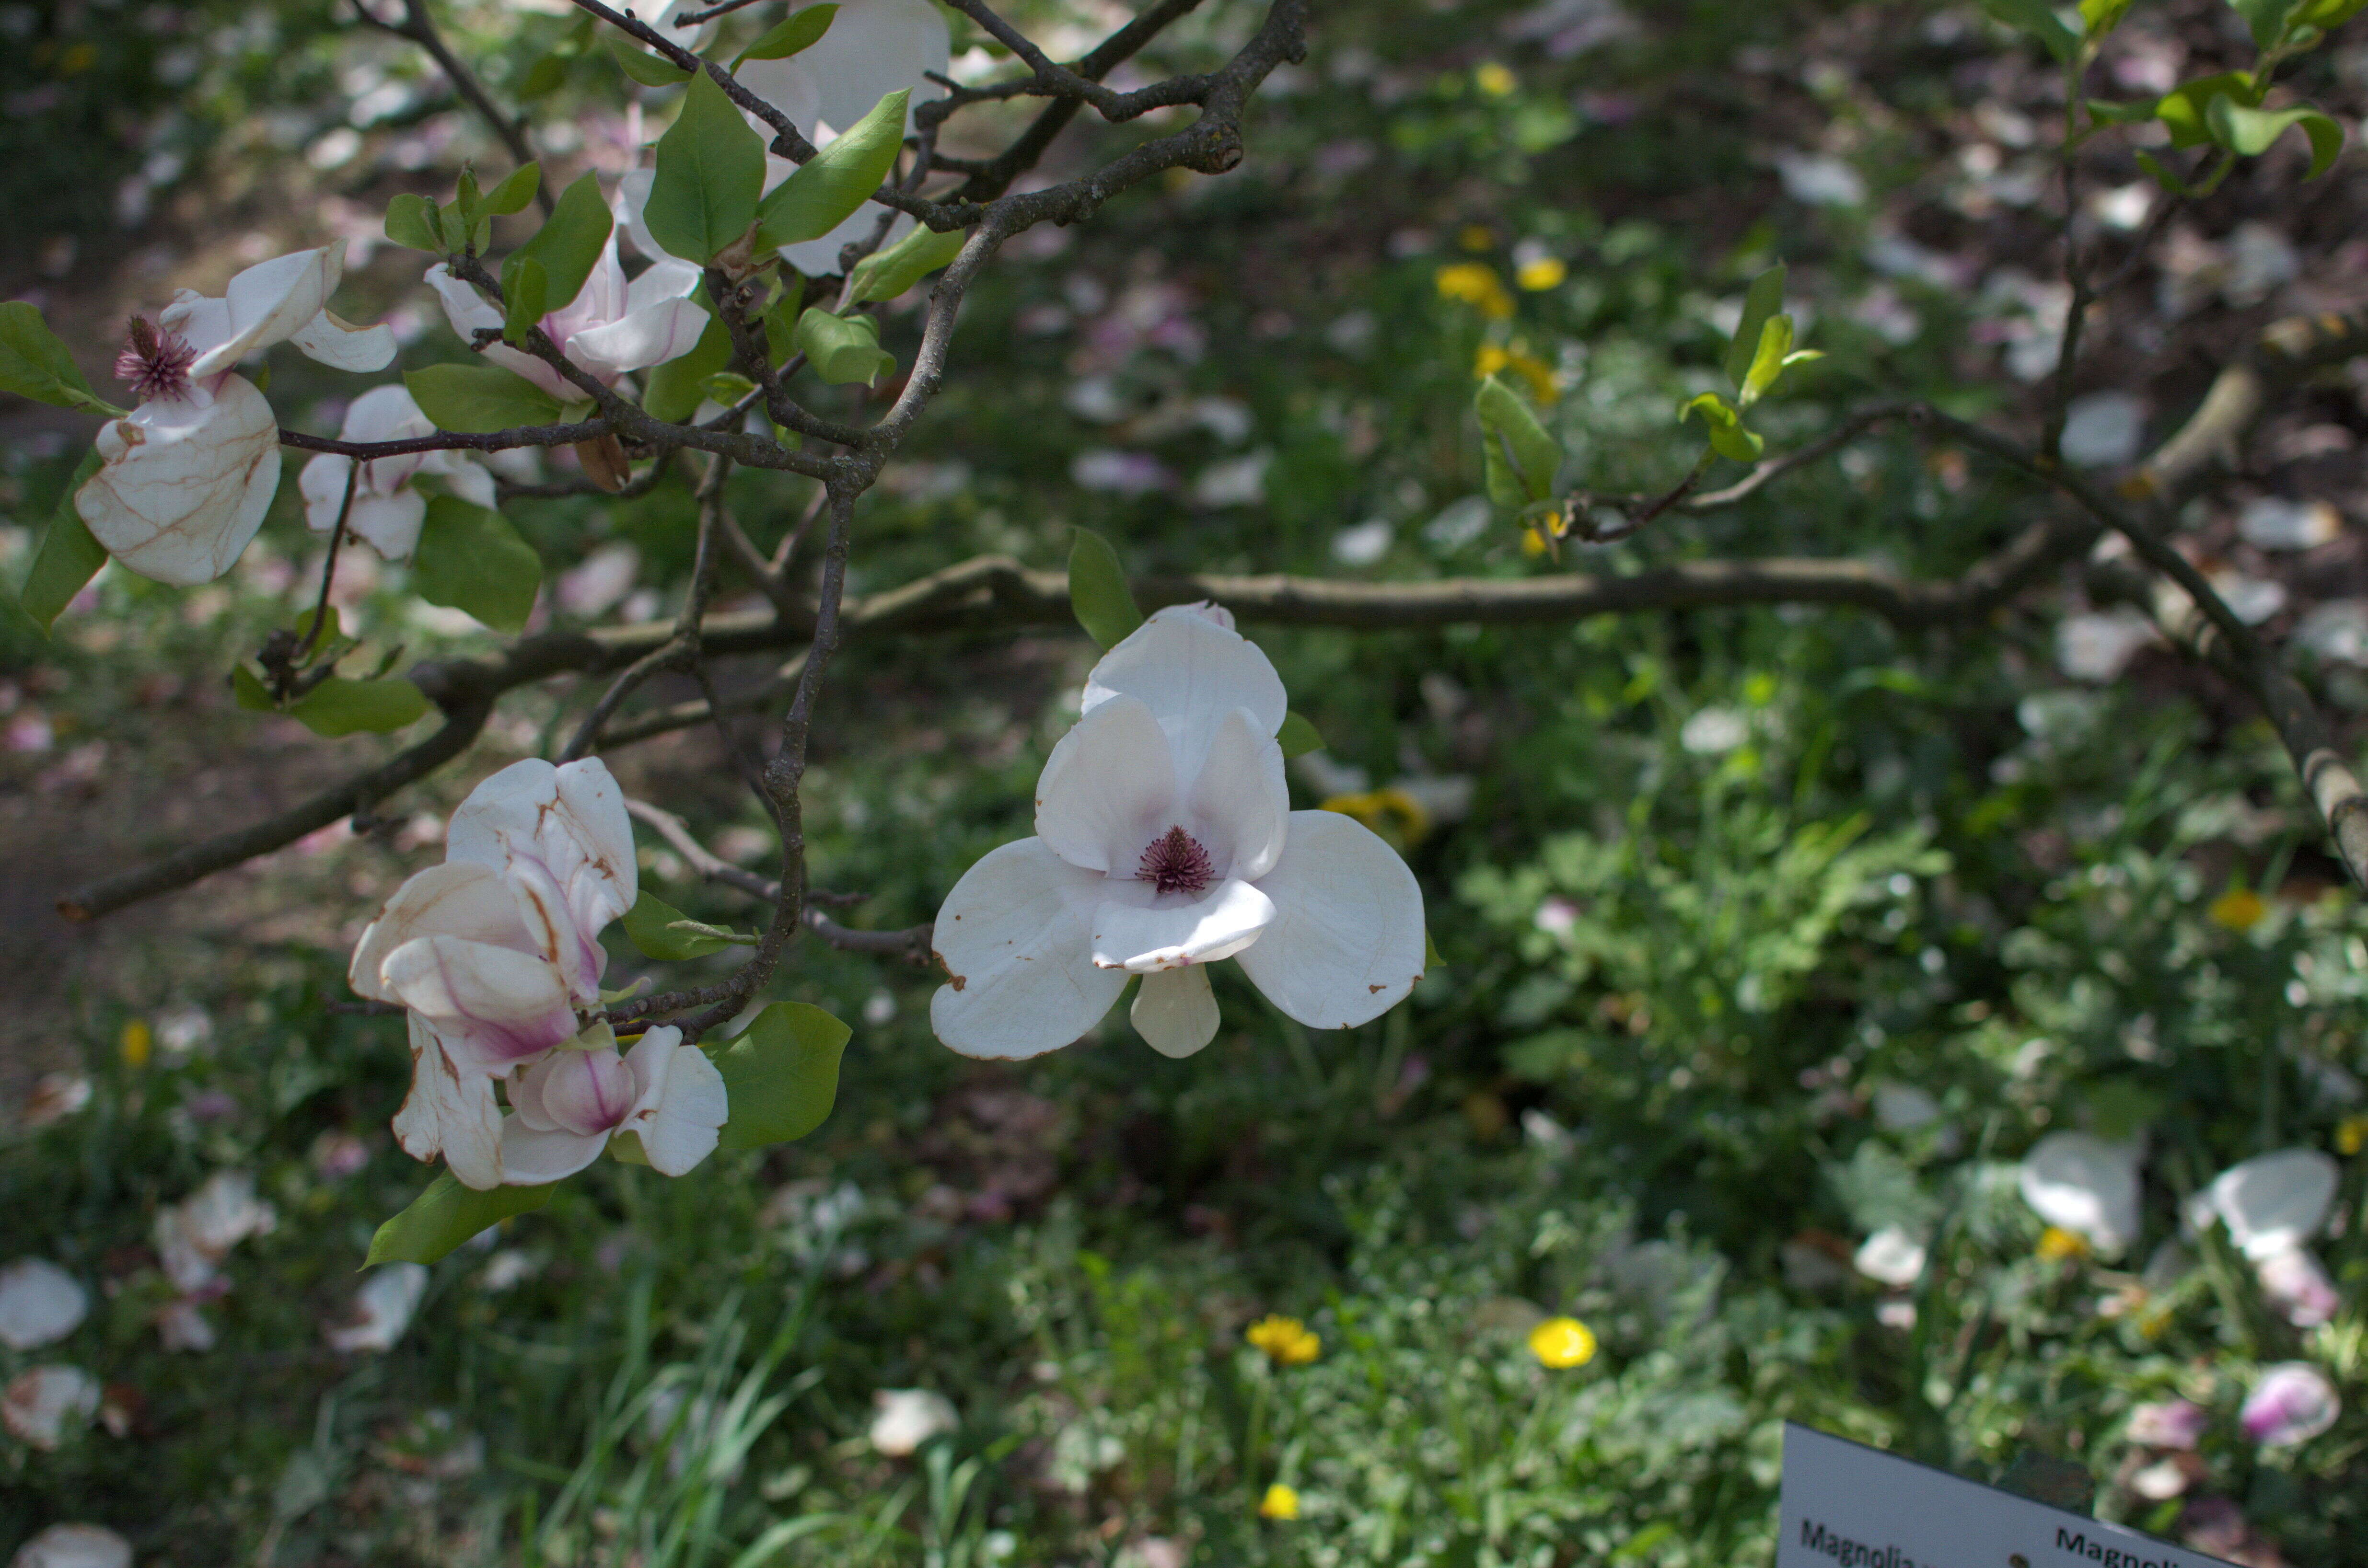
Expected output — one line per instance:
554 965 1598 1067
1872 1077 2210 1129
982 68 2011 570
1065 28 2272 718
2 1366 100 1450
2127 1398 2208 1450
2240 1362 2339 1448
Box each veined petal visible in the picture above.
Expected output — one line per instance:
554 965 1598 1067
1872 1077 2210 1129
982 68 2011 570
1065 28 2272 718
547 238 627 342
1236 810 1424 1029
567 297 710 379
929 838 1126 1059
289 308 396 372
1090 877 1274 974
349 861 534 1003
624 1028 728 1176
1185 707 1288 881
1131 965 1219 1059
1083 604 1286 774
76 375 280 586
186 242 346 379
1035 694 1178 873
393 1015 506 1188
624 257 703 314
380 934 579 1068
525 1047 638 1136
448 757 638 979
499 1122 608 1186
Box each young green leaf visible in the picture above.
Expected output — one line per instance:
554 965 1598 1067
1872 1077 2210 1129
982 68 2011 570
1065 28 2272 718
0 304 119 417
646 69 766 263
230 663 275 711
2205 97 2345 177
641 311 734 422
1277 711 1326 759
1681 391 1765 463
2295 0 2368 25
2156 72 2258 149
1424 927 1444 969
754 88 910 252
516 49 572 100
383 193 445 253
605 32 695 86
622 888 737 960
1722 264 1787 392
404 363 566 433
848 223 967 303
735 2 836 66
501 254 549 346
1979 0 2081 61
285 675 431 737
2227 0 2302 47
1475 374 1561 505
2083 98 2158 125
366 1171 556 1266
1067 527 1143 649
18 449 107 635
701 371 759 404
454 165 483 227
791 308 896 385
710 1002 850 1150
481 161 543 216
505 171 615 313
413 496 543 634
1740 313 1797 405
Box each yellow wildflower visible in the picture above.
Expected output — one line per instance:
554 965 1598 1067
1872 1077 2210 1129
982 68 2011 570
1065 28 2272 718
1516 256 1567 291
2036 1226 2091 1263
1458 223 1496 252
1528 1316 1597 1369
1521 526 1550 557
1474 62 1517 97
2337 1113 2368 1157
2207 887 2266 932
1475 343 1510 378
1319 788 1431 847
120 1019 152 1071
1436 262 1514 321
1259 1483 1301 1520
1245 1314 1322 1366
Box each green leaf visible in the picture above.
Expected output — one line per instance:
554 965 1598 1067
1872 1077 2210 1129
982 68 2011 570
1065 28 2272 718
605 32 695 86
2227 0 2302 47
755 88 909 254
1277 711 1325 759
481 161 543 216
1067 526 1143 648
702 371 759 404
1424 927 1444 969
516 50 572 101
646 68 766 264
2156 73 2257 149
1740 313 1796 405
2078 0 2133 32
384 193 445 253
1722 264 1787 392
366 1171 556 1266
285 676 430 737
2205 97 2346 176
791 308 895 386
413 496 543 634
507 171 615 313
18 449 108 635
231 663 274 711
641 311 734 422
2083 98 2158 125
0 303 118 416
622 888 736 960
2132 149 2192 193
1681 391 1764 463
735 2 836 66
2296 0 2368 25
710 1002 849 1150
404 363 566 433
1980 0 2081 60
848 223 967 304
500 255 548 347
454 165 483 227
1475 374 1560 506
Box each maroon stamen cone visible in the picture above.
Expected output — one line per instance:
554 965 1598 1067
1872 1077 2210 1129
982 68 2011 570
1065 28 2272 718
115 314 196 403
1138 826 1215 896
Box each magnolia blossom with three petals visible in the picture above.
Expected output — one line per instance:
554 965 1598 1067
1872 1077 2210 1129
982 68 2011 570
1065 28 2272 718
77 241 395 584
2018 1131 2144 1257
298 384 496 560
929 605 1426 1060
426 237 706 405
2240 1362 2340 1447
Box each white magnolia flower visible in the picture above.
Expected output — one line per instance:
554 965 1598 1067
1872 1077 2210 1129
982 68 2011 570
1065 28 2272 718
2240 1361 2340 1447
298 384 496 560
11 1523 133 1568
326 1263 429 1353
1853 1227 1927 1289
77 241 395 585
427 237 705 404
619 0 950 277
930 605 1426 1061
500 1025 727 1184
1 1366 99 1451
0 1262 87 1352
869 1388 958 1456
350 758 639 1188
2196 1148 2338 1261
2018 1131 2143 1257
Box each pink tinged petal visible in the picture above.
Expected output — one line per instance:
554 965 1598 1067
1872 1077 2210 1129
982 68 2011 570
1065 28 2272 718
438 455 498 510
531 1048 639 1136
288 308 396 372
615 169 663 262
2241 1362 2340 1447
392 1015 506 1188
498 1122 609 1185
428 265 580 401
448 757 638 983
624 257 704 313
299 451 356 530
186 242 346 379
350 861 534 1003
626 1030 728 1176
547 238 627 340
1035 694 1179 873
343 381 435 445
929 838 1126 1059
566 298 711 379
1090 877 1275 974
2254 1245 2340 1328
380 934 579 1066
76 374 280 586
1237 809 1425 1029
1185 707 1288 880
1131 965 1219 1058
1083 604 1287 774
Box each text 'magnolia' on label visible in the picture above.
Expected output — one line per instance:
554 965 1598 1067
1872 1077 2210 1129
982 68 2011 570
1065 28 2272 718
1777 1423 2239 1568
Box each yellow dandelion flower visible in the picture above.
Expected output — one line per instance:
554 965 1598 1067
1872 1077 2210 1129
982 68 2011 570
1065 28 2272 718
1516 256 1567 292
2337 1113 2368 1157
120 1019 152 1071
1474 343 1511 378
1528 1316 1597 1369
1521 526 1550 557
1319 788 1432 847
1474 62 1517 97
2036 1226 2091 1263
2137 1307 2172 1340
2207 887 2266 932
1245 1314 1322 1366
1436 262 1514 320
1259 1483 1300 1520
1457 223 1496 253
1502 346 1559 404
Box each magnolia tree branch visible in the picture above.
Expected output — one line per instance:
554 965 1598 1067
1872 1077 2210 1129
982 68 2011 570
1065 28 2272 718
354 0 552 212
624 798 934 964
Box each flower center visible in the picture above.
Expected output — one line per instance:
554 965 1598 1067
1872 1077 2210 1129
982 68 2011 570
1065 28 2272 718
115 314 196 404
1138 825 1214 896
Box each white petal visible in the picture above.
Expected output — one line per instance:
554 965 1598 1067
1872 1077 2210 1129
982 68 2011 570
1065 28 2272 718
627 1035 728 1176
289 307 396 372
547 237 627 337
1130 966 1219 1058
342 381 434 444
2018 1131 2143 1256
12 1524 132 1568
1 1365 99 1450
380 934 580 1068
186 242 345 378
741 62 822 153
448 759 637 992
393 1015 506 1188
1235 810 1426 1029
1035 694 1178 873
624 256 704 314
443 456 498 510
778 205 911 277
929 838 1126 1059
1083 604 1287 776
528 1047 639 1136
1090 876 1274 973
615 168 663 262
350 862 534 1003
299 451 357 532
325 1263 429 1353
498 1122 608 1186
0 1261 88 1352
567 298 711 379
2206 1148 2339 1261
802 0 949 140
344 491 429 560
426 262 503 339
76 375 280 586
1185 707 1288 880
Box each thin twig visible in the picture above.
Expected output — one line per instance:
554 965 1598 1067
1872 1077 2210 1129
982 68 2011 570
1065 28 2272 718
352 0 553 215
